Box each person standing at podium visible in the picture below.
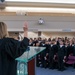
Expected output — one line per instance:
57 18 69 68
0 22 29 75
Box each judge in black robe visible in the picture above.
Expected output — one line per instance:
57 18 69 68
0 22 29 75
0 38 29 75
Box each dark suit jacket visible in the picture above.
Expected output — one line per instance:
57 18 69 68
57 45 66 58
49 45 58 57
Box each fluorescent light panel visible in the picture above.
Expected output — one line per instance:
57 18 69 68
5 7 75 14
6 0 75 4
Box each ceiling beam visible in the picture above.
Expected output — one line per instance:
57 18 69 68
0 12 75 16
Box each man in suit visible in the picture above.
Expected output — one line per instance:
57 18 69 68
49 39 58 69
57 40 66 71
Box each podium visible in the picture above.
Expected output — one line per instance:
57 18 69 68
16 47 45 75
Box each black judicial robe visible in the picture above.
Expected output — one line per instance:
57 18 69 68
0 37 29 75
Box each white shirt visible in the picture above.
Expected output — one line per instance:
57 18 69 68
60 45 63 48
51 44 53 47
